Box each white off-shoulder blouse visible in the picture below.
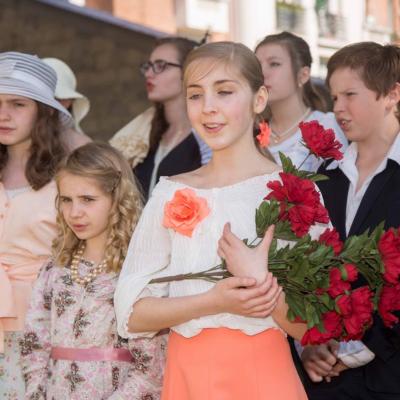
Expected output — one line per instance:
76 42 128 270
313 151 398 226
114 173 326 339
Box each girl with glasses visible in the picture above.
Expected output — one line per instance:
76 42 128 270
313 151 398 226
111 37 211 200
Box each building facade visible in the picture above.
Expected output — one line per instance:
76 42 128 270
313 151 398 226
72 0 400 77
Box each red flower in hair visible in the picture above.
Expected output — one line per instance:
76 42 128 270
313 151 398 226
266 172 329 237
256 121 271 148
300 120 343 160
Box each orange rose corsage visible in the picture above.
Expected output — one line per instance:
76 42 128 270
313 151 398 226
163 188 210 237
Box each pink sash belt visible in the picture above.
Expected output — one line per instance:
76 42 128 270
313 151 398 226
50 347 133 362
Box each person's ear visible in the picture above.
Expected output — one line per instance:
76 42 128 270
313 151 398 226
297 66 311 88
385 82 400 109
253 85 268 114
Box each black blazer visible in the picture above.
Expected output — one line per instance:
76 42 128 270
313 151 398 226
135 133 202 200
310 159 400 394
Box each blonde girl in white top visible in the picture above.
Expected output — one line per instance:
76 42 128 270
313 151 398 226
114 42 321 399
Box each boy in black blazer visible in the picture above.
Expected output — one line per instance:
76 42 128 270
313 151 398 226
300 42 400 400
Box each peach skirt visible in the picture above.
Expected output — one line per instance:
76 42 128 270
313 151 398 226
161 328 308 400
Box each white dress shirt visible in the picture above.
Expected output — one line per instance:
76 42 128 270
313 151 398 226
269 111 348 172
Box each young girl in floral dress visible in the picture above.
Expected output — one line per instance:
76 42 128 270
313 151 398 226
115 42 328 399
20 142 165 399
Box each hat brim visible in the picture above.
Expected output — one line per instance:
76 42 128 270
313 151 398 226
55 85 86 101
0 78 73 129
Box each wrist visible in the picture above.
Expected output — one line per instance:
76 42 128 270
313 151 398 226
271 292 286 319
203 289 222 315
253 270 268 286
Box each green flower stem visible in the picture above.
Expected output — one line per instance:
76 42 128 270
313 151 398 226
297 153 311 170
150 270 229 284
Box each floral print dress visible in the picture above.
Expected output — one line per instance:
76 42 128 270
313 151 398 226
20 261 166 400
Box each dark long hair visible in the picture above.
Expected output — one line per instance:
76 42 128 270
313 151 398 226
0 102 67 190
149 37 198 151
255 31 329 115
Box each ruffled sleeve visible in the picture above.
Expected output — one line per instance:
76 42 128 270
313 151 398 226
114 182 172 339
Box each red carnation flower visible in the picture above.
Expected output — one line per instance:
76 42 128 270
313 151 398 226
378 228 400 284
337 286 374 340
266 172 329 237
327 268 350 298
344 264 358 282
301 311 342 345
378 283 400 327
319 228 343 255
327 264 358 298
299 120 343 160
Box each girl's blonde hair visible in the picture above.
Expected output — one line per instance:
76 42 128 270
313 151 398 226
183 41 274 161
183 41 264 94
52 142 143 273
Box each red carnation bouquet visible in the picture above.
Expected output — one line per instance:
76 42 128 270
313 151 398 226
151 121 400 345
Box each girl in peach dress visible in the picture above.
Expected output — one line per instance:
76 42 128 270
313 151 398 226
114 42 328 399
0 51 72 399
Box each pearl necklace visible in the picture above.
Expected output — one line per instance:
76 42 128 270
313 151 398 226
270 107 311 145
70 243 107 285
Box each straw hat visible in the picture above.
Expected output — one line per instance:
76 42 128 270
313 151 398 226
42 57 90 133
0 52 73 127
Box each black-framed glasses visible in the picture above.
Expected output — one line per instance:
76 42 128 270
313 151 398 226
139 59 182 75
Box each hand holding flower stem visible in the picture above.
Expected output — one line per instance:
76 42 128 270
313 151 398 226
152 120 400 345
217 223 275 285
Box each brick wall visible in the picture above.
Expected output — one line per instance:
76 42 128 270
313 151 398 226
0 0 162 141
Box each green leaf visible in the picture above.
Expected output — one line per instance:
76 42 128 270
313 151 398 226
279 152 296 174
274 220 299 241
287 308 296 322
305 302 317 328
339 264 348 280
286 293 306 322
287 258 309 284
269 238 278 257
318 292 333 310
370 222 385 244
308 244 334 266
308 173 329 182
255 200 280 237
